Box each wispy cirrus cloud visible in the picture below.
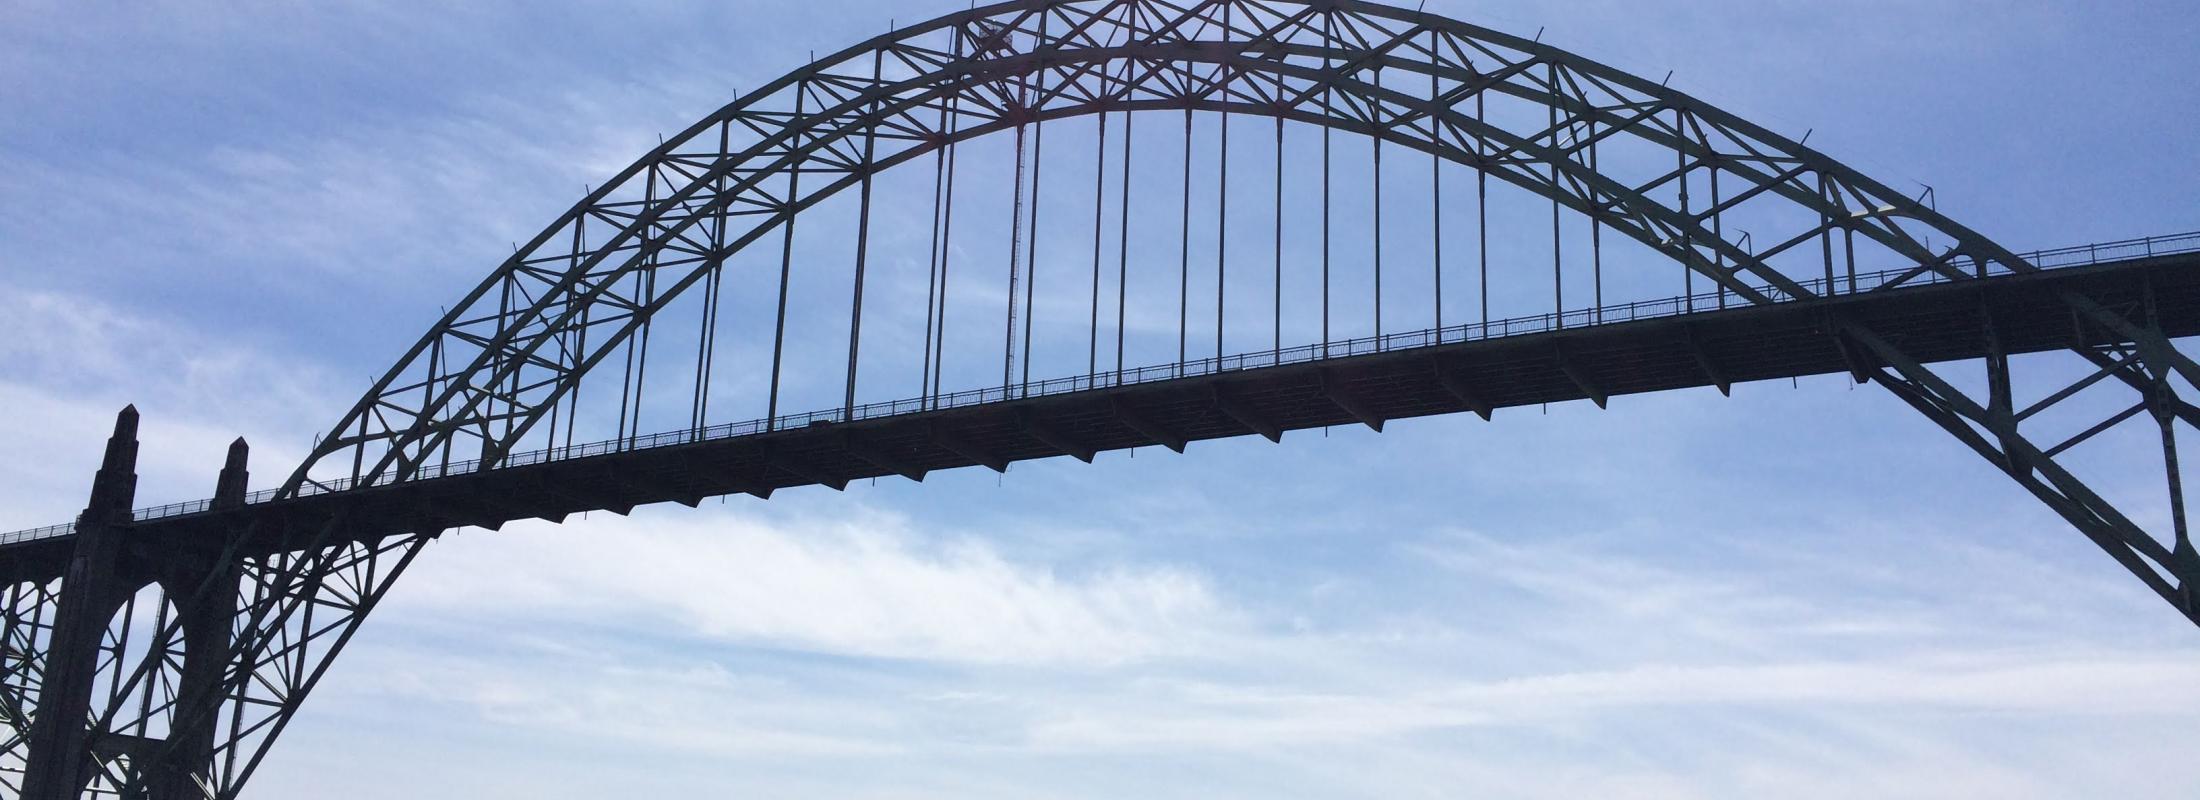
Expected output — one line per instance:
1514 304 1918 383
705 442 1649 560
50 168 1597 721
290 511 2200 799
0 283 344 527
388 508 1234 667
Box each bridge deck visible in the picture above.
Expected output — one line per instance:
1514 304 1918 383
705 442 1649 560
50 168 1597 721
6 248 2199 584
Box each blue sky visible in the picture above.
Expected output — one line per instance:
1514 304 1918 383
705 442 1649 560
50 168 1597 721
4 1 2199 797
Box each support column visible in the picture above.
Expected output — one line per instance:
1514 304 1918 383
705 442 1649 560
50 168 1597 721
21 406 143 799
146 438 247 800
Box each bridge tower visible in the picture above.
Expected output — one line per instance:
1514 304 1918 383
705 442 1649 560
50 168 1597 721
19 408 240 799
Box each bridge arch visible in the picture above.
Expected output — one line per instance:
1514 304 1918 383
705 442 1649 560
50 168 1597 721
285 0 2042 497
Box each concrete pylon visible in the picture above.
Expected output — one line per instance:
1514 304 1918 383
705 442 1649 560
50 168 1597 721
21 406 142 798
145 437 250 800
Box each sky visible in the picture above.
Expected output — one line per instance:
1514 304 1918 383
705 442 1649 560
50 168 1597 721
4 1 2200 798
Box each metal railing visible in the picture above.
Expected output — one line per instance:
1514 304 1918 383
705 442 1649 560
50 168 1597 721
5 229 2195 548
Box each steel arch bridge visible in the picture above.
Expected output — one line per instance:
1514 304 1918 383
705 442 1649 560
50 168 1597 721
5 0 2198 796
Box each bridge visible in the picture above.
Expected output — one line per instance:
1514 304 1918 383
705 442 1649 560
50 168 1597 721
4 1 2197 796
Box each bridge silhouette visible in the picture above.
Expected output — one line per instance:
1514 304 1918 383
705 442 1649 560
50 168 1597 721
4 232 2198 558
5 1 2197 797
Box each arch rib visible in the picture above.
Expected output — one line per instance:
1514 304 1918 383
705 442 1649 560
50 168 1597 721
272 0 2193 627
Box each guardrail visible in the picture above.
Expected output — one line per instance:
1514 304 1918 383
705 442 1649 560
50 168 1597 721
5 229 2195 548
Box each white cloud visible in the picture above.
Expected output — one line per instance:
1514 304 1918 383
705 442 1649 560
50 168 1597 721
0 283 337 527
310 527 2200 798
0 99 664 288
1013 650 2200 751
389 507 1234 667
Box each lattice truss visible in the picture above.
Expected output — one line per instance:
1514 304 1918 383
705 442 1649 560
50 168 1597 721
2 529 427 799
1856 301 2200 623
1 580 59 797
276 0 2194 612
290 0 2041 492
269 0 2195 605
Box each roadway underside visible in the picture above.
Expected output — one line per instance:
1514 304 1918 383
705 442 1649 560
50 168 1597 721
7 251 2199 583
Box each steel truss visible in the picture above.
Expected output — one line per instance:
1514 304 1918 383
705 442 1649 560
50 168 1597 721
1851 295 2200 624
6 429 430 799
4 529 429 799
291 0 2041 495
275 0 2191 615
2 579 60 796
5 1 2194 798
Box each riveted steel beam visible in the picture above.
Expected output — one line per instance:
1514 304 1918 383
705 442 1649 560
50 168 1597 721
929 422 1008 473
1019 410 1096 463
1111 397 1187 453
1213 384 1282 443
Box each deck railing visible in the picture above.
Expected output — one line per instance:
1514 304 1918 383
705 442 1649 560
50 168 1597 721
6 230 2195 547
